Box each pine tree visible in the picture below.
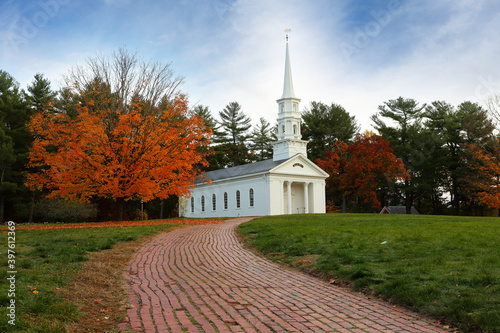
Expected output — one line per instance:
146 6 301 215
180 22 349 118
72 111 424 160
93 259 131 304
250 117 275 161
219 102 251 144
371 97 426 214
25 73 57 114
217 102 252 167
302 101 359 161
0 71 32 222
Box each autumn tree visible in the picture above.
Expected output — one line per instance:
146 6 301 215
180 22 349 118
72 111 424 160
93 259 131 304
316 140 349 212
317 133 409 213
27 93 210 220
26 49 210 220
462 139 500 215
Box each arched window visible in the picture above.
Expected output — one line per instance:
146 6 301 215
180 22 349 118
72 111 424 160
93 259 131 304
224 192 228 210
280 103 284 113
282 125 285 135
236 190 241 209
293 103 298 112
293 124 297 135
191 197 194 213
249 188 254 207
201 195 205 212
212 194 216 211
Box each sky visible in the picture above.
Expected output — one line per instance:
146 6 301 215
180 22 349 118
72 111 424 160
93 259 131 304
2 0 500 131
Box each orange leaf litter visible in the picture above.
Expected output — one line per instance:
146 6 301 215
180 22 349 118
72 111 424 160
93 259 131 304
3 219 224 231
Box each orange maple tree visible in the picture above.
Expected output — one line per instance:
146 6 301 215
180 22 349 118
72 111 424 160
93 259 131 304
317 133 409 211
462 140 500 210
26 86 211 220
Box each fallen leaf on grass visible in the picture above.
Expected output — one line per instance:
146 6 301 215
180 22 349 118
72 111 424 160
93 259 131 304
5 219 225 230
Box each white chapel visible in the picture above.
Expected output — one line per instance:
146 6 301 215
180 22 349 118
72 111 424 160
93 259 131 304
180 40 328 218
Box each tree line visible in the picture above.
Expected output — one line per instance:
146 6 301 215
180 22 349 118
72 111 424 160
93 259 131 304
2 49 500 221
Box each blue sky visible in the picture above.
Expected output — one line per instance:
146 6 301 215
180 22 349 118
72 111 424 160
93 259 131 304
2 0 500 130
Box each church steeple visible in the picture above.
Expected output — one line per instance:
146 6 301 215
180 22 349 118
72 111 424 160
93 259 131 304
281 43 296 99
273 32 308 161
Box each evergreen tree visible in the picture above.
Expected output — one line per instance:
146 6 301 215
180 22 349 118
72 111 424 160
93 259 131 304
0 71 32 222
191 105 224 140
25 73 57 114
218 101 252 144
371 97 427 214
422 101 458 214
302 101 359 161
250 117 275 161
217 102 252 167
191 105 227 171
24 74 62 221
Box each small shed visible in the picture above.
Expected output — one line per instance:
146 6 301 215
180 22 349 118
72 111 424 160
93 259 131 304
380 206 419 214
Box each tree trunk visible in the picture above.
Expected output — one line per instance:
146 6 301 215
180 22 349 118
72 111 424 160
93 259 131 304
405 193 413 214
0 170 4 222
159 200 164 219
342 192 347 213
29 192 36 223
0 194 4 223
452 176 460 215
116 197 125 221
405 180 413 214
470 199 476 217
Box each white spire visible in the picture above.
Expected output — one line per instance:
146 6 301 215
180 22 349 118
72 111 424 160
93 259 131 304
281 42 296 99
273 33 308 161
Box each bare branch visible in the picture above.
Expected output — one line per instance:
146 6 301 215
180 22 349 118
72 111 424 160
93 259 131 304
63 48 184 115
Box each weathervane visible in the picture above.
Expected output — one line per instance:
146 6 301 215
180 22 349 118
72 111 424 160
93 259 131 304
284 28 292 42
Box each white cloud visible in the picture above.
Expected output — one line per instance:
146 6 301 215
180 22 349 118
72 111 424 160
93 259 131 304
2 0 500 133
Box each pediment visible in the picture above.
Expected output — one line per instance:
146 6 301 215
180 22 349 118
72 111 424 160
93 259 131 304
270 154 329 178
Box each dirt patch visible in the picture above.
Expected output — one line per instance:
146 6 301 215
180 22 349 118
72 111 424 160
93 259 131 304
291 254 320 269
58 226 183 332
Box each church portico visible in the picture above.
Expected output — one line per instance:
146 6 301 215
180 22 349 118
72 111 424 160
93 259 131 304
280 179 322 215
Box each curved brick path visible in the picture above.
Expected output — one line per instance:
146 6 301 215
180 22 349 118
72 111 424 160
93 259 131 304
121 218 448 332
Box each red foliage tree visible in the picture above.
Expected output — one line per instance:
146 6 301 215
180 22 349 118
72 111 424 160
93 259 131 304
461 140 500 213
26 90 211 220
317 133 409 212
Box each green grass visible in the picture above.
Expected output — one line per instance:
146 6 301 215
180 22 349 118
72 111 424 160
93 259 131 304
0 223 179 332
238 214 500 332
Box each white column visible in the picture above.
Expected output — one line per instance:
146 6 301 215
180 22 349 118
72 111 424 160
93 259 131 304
304 182 309 214
287 181 292 214
309 182 315 213
279 180 284 215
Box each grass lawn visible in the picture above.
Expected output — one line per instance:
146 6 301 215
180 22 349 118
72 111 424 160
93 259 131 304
238 214 500 333
0 221 216 332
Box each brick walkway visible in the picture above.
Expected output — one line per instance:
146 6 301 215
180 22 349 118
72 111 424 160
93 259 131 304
121 217 449 332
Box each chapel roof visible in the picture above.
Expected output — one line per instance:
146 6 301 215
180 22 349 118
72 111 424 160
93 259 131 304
381 206 420 214
199 158 287 183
